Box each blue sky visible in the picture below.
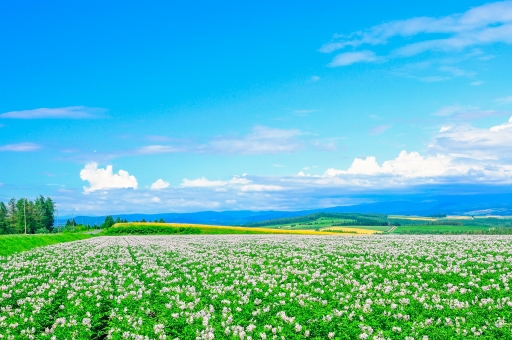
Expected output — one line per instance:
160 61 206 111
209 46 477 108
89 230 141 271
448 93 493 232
1 0 512 215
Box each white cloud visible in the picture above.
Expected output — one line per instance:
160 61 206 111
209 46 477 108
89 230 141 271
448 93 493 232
471 81 483 86
80 162 138 194
0 106 106 119
151 179 170 190
309 75 320 82
431 116 512 160
181 176 250 188
181 176 283 192
0 142 41 152
328 51 378 67
324 116 512 182
151 197 161 203
321 1 512 62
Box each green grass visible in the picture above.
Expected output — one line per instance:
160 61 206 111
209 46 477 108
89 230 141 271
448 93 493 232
0 233 94 257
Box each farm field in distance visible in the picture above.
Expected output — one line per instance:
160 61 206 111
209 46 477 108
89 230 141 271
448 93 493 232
242 212 512 235
1 235 512 339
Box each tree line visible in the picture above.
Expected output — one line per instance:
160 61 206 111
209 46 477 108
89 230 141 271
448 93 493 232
0 196 55 234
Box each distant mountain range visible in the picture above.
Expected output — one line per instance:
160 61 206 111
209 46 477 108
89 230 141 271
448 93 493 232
59 191 512 226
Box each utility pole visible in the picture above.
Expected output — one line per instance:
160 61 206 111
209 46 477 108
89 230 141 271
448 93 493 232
24 198 27 235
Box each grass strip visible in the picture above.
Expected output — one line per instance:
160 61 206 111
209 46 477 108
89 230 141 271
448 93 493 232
0 233 94 256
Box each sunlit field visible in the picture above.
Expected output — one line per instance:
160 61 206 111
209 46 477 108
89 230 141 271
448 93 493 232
1 235 512 339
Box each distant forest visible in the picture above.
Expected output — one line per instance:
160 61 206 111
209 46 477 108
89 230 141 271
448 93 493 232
0 196 55 234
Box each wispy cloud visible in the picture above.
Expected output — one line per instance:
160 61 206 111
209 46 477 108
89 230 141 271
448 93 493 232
496 95 512 104
321 1 512 65
0 106 106 119
292 109 319 116
135 145 184 154
432 104 511 120
418 76 451 83
328 50 378 67
311 139 337 151
433 105 471 116
0 142 41 152
370 125 392 135
208 126 302 155
309 75 320 82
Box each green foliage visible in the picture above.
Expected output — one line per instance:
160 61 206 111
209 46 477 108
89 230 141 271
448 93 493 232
0 196 55 234
105 225 201 235
102 215 115 229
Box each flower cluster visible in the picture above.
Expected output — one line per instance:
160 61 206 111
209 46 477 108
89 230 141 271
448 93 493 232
1 235 512 339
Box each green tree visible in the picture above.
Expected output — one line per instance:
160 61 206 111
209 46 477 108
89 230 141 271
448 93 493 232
42 196 55 232
0 202 8 234
102 215 115 229
159 218 165 223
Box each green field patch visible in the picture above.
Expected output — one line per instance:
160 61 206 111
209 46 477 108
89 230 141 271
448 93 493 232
394 225 494 234
0 233 94 256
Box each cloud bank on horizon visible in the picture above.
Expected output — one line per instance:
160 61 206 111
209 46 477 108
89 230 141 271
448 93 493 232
1 1 512 214
74 116 512 214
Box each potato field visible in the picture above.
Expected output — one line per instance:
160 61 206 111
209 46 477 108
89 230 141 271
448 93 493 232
1 235 512 339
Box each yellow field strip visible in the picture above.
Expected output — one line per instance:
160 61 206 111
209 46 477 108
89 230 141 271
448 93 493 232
115 222 364 235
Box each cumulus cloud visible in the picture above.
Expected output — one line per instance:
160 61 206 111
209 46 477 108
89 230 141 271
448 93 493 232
80 162 138 193
151 179 170 190
324 116 512 183
0 106 106 119
321 1 512 64
326 152 455 178
0 142 41 152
